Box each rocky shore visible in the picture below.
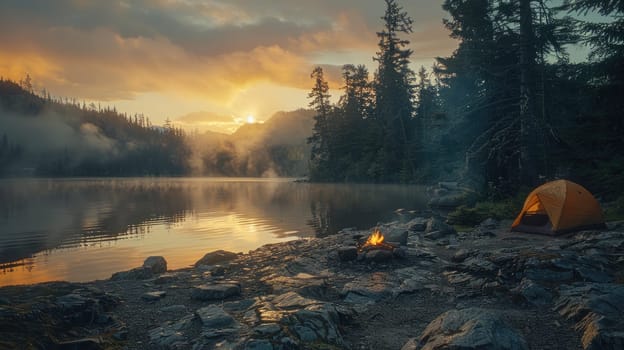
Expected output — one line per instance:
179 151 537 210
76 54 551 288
1 216 624 350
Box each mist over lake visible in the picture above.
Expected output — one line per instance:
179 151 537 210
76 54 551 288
0 177 428 286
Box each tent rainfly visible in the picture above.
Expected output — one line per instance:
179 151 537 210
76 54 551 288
511 179 606 235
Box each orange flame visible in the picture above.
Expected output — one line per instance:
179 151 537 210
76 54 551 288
364 230 385 246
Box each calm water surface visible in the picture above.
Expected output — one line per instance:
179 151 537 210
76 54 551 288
0 178 428 286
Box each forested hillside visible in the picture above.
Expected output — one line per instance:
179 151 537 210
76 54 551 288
0 78 315 178
0 78 190 176
307 0 624 198
2 0 622 194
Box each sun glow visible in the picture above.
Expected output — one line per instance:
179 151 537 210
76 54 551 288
246 115 256 124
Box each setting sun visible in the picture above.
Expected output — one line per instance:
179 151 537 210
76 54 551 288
246 115 256 124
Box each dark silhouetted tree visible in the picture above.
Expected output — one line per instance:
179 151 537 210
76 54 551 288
307 66 334 181
374 0 417 182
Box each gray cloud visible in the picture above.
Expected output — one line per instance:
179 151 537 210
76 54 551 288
0 0 454 102
0 0 331 55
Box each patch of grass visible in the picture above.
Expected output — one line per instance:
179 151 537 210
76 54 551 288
452 224 475 232
447 205 487 227
604 194 624 221
447 192 526 226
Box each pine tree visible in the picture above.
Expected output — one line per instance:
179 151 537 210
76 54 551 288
307 67 333 181
438 0 576 191
337 64 376 180
519 0 540 186
374 0 417 182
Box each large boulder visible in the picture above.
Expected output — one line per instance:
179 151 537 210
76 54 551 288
143 256 167 274
195 250 239 267
428 193 466 208
284 303 346 347
424 217 456 240
425 217 455 234
110 256 168 280
555 283 624 350
427 182 473 208
386 229 408 246
402 308 528 350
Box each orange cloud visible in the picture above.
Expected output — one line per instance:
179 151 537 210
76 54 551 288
0 1 456 119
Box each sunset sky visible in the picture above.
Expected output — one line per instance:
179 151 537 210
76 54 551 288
0 0 458 133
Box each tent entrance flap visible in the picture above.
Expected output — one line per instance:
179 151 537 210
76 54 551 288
525 200 545 214
521 213 549 226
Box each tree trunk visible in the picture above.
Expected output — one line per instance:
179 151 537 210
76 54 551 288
519 0 539 186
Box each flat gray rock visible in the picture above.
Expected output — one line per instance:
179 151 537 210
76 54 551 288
272 291 320 309
253 323 282 336
341 273 397 302
262 273 327 295
525 268 573 282
425 217 456 236
407 307 528 350
191 283 241 301
160 305 187 313
364 249 393 262
110 266 153 281
337 246 357 261
244 339 274 350
286 303 345 347
56 293 91 310
408 218 428 232
512 279 552 305
142 291 166 301
195 304 235 328
148 314 194 348
154 272 180 285
195 250 238 266
555 283 624 350
386 229 408 245
452 249 471 262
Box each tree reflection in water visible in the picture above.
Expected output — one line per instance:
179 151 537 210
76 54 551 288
0 178 427 285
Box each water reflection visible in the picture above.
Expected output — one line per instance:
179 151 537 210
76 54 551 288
0 178 427 285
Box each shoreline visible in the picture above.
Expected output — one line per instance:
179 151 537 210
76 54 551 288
1 217 623 349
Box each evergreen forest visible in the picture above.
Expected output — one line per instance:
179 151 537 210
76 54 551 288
307 0 623 199
1 0 623 201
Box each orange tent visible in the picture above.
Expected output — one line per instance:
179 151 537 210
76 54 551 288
512 180 606 234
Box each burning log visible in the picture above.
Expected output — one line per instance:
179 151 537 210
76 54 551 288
358 229 397 253
337 229 406 263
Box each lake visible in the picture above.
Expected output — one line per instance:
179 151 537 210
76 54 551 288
0 178 428 286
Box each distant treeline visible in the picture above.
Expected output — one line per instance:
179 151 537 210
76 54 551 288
187 109 314 177
307 0 624 197
0 78 314 178
0 78 190 176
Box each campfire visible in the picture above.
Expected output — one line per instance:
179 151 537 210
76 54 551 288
337 228 406 263
358 229 397 252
